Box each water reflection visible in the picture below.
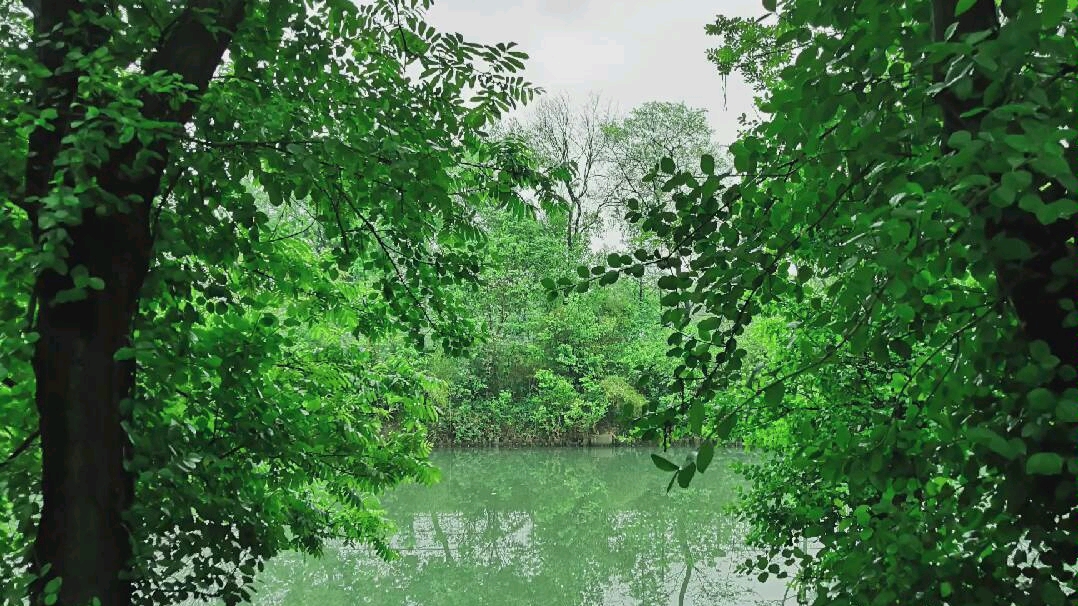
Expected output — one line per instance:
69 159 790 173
249 448 788 606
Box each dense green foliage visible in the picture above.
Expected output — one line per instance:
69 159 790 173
559 1 1077 605
0 1 554 604
421 99 721 446
425 205 669 444
1 0 1075 605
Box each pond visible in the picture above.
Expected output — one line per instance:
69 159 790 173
243 448 789 606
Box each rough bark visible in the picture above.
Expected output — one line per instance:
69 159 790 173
25 2 248 605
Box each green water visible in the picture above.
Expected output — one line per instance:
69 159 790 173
248 448 788 606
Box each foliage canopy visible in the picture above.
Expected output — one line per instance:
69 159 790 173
0 1 553 604
558 1 1077 604
0 1 1075 606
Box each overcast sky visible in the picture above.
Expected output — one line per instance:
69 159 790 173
425 0 763 146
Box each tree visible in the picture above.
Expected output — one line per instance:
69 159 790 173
598 101 722 306
510 93 614 251
566 1 1077 604
0 1 547 604
601 101 720 247
424 195 668 446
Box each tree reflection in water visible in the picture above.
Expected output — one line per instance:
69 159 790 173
243 448 789 606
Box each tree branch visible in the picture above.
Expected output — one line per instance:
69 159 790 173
1 430 40 468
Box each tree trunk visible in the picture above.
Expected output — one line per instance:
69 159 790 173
573 199 583 247
22 2 248 604
30 216 148 606
565 186 584 251
565 202 575 250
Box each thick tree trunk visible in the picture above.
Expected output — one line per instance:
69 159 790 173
30 217 148 606
22 2 248 604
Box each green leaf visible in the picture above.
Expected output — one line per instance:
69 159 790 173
1036 199 1078 224
763 0 777 12
659 157 675 174
700 154 715 175
651 453 680 472
994 237 1033 260
676 462 696 488
947 130 971 148
854 504 870 525
688 402 705 434
698 316 722 334
70 264 89 288
715 413 736 440
1030 340 1053 362
1042 0 1066 28
763 382 785 407
954 0 977 16
889 339 913 358
53 287 87 305
1026 452 1063 475
657 275 679 290
1027 387 1055 411
968 426 1019 459
940 582 953 598
696 441 715 472
1056 397 1078 422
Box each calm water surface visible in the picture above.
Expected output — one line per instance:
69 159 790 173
248 448 789 606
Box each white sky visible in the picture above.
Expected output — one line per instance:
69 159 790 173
425 0 764 146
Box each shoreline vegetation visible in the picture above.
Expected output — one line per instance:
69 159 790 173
430 433 724 448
